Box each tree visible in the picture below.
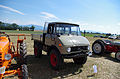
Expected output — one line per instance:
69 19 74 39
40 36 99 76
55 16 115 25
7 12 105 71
0 21 34 31
23 26 29 31
11 23 19 30
18 26 23 31
0 21 4 30
30 25 35 31
0 21 2 24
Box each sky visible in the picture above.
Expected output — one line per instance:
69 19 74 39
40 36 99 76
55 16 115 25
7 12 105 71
0 0 120 34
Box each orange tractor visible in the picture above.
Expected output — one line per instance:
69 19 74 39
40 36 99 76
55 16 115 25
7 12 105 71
0 32 28 79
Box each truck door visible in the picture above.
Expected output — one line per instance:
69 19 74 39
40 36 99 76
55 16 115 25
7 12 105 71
45 24 55 46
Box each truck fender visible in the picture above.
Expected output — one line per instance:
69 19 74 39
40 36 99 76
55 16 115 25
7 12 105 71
95 39 112 45
94 39 106 44
48 45 60 55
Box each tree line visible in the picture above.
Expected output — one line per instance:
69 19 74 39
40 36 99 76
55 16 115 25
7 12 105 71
0 21 35 31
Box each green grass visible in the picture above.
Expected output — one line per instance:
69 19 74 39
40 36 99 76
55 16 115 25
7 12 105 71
1 30 42 34
81 33 105 37
1 30 105 37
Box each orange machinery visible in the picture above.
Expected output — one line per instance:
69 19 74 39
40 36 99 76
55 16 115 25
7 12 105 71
0 32 28 79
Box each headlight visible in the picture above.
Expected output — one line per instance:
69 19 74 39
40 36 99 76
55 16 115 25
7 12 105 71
5 54 11 60
67 47 71 52
88 46 90 50
106 43 110 44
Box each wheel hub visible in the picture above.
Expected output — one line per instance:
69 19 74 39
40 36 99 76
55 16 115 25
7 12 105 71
93 43 102 53
50 53 57 67
34 47 37 56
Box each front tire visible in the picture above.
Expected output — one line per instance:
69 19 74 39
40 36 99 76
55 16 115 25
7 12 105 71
73 56 87 65
49 49 64 70
115 52 120 61
92 40 105 55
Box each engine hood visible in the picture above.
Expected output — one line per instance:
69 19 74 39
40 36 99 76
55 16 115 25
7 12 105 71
0 37 9 52
58 35 90 47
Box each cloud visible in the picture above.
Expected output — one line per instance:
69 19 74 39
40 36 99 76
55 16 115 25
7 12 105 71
40 12 59 19
9 20 40 25
117 22 120 26
0 5 24 15
64 19 120 34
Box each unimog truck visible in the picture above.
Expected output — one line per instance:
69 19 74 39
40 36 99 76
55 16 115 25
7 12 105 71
31 22 91 70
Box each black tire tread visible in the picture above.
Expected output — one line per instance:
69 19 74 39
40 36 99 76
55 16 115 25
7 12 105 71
34 41 42 58
20 42 27 64
73 56 87 65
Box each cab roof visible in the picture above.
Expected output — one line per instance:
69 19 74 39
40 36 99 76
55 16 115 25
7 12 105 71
48 22 79 26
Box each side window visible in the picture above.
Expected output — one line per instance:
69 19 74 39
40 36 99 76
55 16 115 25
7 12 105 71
56 27 59 33
43 22 49 33
47 24 54 34
56 27 64 34
48 26 52 34
65 27 69 34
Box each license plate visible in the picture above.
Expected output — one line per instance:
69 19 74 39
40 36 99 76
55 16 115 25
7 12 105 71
0 66 5 74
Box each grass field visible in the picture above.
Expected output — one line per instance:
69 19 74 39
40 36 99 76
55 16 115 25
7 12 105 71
81 33 105 37
1 30 104 37
4 33 120 79
1 30 42 34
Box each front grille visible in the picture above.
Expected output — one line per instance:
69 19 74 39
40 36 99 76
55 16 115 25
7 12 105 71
71 46 88 52
0 53 2 67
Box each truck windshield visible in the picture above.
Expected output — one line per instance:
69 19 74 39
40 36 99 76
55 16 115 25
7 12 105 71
56 24 81 35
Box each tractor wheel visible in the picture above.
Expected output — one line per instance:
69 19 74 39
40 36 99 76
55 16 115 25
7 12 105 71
92 40 105 55
49 49 64 70
73 56 87 65
115 52 120 61
20 42 27 64
34 41 42 58
21 64 28 79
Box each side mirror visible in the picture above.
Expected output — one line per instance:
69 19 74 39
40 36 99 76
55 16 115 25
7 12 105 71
57 34 60 37
84 30 86 37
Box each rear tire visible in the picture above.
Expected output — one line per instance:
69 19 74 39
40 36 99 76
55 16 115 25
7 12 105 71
20 42 27 64
21 64 28 79
92 40 105 55
34 41 42 58
73 56 87 65
115 52 120 61
49 49 64 70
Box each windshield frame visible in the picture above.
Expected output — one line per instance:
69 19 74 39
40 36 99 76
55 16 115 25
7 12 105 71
55 23 81 36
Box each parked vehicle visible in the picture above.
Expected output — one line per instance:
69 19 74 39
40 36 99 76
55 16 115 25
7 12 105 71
93 35 99 37
102 36 108 38
117 35 120 40
0 32 28 79
92 39 120 61
99 35 104 38
93 35 104 38
31 22 91 70
108 35 117 39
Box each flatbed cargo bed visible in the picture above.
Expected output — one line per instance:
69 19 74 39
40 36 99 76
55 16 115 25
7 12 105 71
31 34 43 42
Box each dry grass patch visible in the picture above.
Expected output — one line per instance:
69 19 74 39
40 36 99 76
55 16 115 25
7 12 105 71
4 34 120 79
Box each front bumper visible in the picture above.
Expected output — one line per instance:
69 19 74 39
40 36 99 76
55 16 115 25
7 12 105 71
62 52 92 58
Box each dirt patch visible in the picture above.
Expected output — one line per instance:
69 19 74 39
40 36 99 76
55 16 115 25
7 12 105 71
4 35 120 79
